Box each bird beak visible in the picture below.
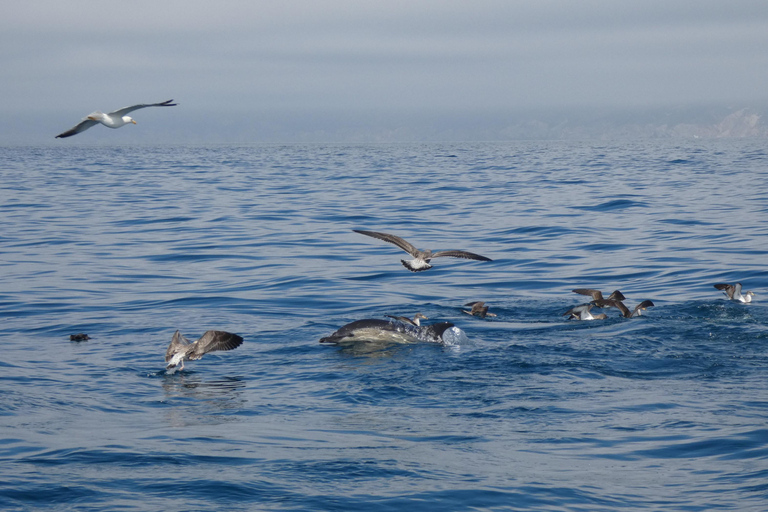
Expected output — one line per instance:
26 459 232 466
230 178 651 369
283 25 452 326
131 120 137 124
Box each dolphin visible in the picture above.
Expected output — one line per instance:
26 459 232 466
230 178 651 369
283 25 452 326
319 318 456 345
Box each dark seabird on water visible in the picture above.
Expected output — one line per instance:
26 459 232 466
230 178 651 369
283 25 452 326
165 330 243 371
69 333 91 341
572 288 626 308
55 99 177 138
353 229 492 272
605 299 655 318
714 283 755 303
463 301 497 318
385 313 428 326
564 303 607 321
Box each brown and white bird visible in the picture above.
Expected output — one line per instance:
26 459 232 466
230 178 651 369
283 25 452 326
385 313 428 326
165 330 243 371
563 303 607 321
56 99 177 138
353 229 492 272
572 288 626 308
604 299 655 318
462 301 497 318
714 283 755 303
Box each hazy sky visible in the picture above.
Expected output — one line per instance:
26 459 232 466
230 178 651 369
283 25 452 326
3 1 768 143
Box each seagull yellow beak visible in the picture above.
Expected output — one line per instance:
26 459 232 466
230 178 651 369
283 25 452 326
131 120 137 124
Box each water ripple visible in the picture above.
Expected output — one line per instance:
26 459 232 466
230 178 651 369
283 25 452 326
1 140 767 510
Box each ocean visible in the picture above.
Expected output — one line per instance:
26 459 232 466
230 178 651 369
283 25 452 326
1 140 767 511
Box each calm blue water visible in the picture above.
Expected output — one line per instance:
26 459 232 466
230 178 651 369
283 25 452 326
1 140 767 511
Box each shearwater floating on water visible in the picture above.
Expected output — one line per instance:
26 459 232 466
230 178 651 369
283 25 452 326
564 303 607 321
385 313 428 326
165 330 243 371
56 99 177 138
319 318 456 345
714 283 755 303
69 333 91 341
463 301 497 318
353 229 492 272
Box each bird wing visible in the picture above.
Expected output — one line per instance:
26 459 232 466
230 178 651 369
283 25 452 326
564 303 591 317
714 283 735 299
572 289 603 300
165 330 190 362
108 99 177 117
189 330 244 359
633 300 655 315
385 315 415 325
607 290 626 301
55 118 100 138
431 250 492 261
353 230 419 256
605 300 630 317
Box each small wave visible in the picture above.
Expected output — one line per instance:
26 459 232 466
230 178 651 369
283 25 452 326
572 199 649 212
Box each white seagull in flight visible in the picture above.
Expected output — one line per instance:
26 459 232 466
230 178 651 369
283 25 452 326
55 99 177 138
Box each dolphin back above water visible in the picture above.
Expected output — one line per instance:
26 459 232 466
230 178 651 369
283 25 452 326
319 318 456 345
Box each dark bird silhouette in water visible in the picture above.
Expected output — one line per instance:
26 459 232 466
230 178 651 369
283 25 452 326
462 301 497 318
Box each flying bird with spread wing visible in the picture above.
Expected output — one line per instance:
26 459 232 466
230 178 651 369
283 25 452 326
55 99 177 138
353 229 492 272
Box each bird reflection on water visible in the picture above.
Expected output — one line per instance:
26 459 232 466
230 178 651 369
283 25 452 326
161 374 247 427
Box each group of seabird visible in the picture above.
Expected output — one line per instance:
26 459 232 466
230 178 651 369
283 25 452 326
563 288 654 320
65 216 756 367
55 103 758 362
55 100 239 372
159 229 491 367
156 279 754 364
563 282 756 321
319 230 495 345
564 288 655 321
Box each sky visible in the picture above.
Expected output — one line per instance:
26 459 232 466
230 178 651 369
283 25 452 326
2 0 768 143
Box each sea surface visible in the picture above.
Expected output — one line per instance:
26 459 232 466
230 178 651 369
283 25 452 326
1 140 767 511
